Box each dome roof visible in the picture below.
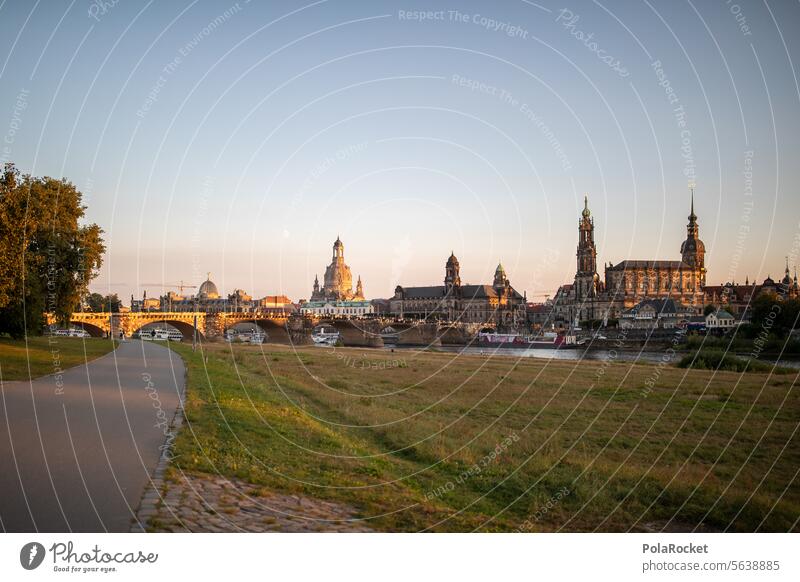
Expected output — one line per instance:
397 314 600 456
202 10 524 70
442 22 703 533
681 237 705 255
581 195 591 218
446 251 459 266
198 275 219 298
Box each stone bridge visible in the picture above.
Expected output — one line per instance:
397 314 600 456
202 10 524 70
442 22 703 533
55 312 487 347
53 310 294 342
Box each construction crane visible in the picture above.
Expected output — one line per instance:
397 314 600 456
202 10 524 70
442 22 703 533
141 280 198 294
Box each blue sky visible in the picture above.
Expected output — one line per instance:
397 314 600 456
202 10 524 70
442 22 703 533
1 0 799 302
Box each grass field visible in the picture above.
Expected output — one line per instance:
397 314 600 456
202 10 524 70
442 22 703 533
0 336 117 381
168 342 800 532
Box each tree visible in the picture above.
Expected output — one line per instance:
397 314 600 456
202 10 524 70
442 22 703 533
85 292 119 312
704 304 717 316
86 292 105 312
0 163 104 337
104 293 121 312
747 293 800 339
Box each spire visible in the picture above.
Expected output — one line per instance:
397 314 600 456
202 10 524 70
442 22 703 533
685 190 699 239
581 194 591 218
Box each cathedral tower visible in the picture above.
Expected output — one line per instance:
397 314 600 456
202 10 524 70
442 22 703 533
680 191 706 286
444 252 461 294
493 262 509 288
575 195 599 299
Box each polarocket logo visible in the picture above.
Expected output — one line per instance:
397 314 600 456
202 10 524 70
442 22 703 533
20 542 46 570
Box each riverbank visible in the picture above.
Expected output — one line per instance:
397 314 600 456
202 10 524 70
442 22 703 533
381 344 800 370
0 336 118 382
157 341 799 532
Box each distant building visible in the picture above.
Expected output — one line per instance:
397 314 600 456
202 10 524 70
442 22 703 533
258 295 294 309
704 261 799 320
619 298 691 330
130 290 162 312
705 309 735 330
526 302 554 330
554 193 708 326
131 273 294 314
304 237 371 318
299 300 374 317
310 237 366 302
390 253 526 327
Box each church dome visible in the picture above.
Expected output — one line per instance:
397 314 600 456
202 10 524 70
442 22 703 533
680 237 705 255
581 194 591 218
494 262 509 287
446 252 459 267
198 275 219 298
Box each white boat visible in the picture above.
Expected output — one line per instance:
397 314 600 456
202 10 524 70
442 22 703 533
312 326 340 345
137 329 155 340
225 330 266 344
153 328 183 342
51 328 90 338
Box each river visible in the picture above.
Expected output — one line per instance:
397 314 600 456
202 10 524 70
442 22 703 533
379 344 800 369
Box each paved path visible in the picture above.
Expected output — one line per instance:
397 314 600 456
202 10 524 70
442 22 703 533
0 340 184 532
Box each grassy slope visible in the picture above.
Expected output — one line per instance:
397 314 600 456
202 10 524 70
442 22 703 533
0 337 117 381
169 342 800 532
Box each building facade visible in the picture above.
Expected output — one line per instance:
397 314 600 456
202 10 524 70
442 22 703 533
131 273 294 314
390 253 526 327
303 236 370 318
310 237 366 301
703 261 799 319
554 194 708 325
299 300 374 317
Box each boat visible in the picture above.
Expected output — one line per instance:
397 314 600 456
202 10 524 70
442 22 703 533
137 329 155 340
50 328 91 338
137 328 182 341
248 331 266 344
153 328 183 342
312 326 340 345
476 331 579 349
226 330 267 344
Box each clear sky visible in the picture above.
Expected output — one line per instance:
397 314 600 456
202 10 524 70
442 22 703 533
1 0 799 303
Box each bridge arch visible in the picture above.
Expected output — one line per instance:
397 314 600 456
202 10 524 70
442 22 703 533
70 321 107 338
128 319 204 341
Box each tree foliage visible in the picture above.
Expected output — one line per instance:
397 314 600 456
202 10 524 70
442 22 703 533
0 163 104 337
742 292 800 339
86 292 120 313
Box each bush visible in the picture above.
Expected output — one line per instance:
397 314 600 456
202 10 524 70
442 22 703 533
677 349 793 374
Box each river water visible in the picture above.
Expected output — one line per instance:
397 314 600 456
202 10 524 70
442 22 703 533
380 344 800 369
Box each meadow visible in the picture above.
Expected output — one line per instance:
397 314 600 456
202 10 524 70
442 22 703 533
0 336 117 381
168 342 799 532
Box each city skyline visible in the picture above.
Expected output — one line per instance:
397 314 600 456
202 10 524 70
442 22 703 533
118 193 795 305
1 1 798 302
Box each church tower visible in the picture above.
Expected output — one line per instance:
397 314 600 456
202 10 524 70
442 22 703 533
680 191 706 286
493 262 509 288
355 275 364 299
444 252 461 294
575 195 599 299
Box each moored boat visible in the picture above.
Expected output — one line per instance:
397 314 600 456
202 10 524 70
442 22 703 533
476 331 579 349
